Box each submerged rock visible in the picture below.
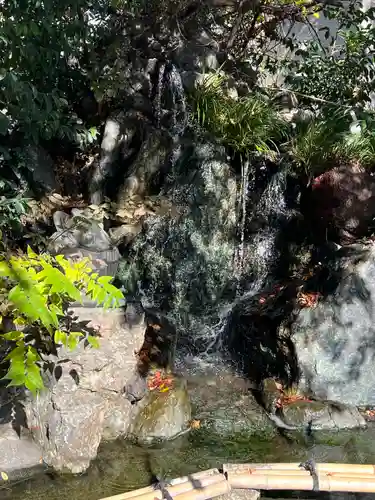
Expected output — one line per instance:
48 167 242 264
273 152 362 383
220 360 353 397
129 378 191 443
24 306 146 474
186 370 276 437
281 400 366 430
291 242 375 406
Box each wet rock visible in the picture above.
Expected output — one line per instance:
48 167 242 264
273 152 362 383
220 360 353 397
128 379 191 443
187 371 276 436
24 306 146 473
259 378 282 413
302 163 375 244
224 285 300 387
281 400 366 430
121 140 238 347
291 242 375 406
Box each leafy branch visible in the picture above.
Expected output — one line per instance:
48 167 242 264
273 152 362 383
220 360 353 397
0 247 124 394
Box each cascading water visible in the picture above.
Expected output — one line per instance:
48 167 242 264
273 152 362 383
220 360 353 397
153 62 188 173
122 61 295 368
234 157 251 285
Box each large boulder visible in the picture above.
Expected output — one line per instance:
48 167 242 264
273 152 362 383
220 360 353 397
281 400 366 430
184 368 276 437
291 242 375 406
120 139 238 348
24 306 146 473
302 163 375 244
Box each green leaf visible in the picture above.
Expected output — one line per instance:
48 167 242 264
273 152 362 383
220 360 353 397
1 331 24 341
38 262 81 302
25 363 44 394
87 335 100 349
67 334 79 351
54 329 67 346
27 246 38 258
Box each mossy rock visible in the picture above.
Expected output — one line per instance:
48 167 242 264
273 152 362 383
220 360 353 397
129 379 191 444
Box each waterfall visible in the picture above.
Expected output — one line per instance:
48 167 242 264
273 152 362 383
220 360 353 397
235 157 250 286
153 61 188 169
155 62 166 128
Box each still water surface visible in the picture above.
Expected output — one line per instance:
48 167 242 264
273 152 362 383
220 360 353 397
4 424 375 500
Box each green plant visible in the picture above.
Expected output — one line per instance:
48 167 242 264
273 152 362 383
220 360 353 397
0 195 30 233
0 0 108 147
0 247 124 394
289 109 375 174
284 3 375 108
191 73 288 157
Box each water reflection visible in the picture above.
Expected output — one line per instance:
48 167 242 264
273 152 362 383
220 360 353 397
5 424 375 500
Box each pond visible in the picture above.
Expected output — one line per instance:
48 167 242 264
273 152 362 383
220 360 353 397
4 367 375 500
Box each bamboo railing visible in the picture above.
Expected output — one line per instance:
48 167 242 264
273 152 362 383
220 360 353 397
99 463 375 500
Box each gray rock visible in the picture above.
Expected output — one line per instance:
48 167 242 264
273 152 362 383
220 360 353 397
220 490 260 500
121 140 238 346
173 31 219 72
48 209 121 278
0 423 43 479
117 130 170 202
89 111 142 205
24 307 146 473
109 222 142 245
292 243 375 406
128 378 191 443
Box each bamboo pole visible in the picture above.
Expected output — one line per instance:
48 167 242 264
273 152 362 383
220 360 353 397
223 463 375 475
172 479 231 500
226 471 375 492
100 463 375 500
100 470 226 500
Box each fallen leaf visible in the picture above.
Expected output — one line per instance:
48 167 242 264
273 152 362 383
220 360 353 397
1 471 9 481
189 419 201 429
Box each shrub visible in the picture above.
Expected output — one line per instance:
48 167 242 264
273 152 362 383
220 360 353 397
191 73 288 157
0 246 124 394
